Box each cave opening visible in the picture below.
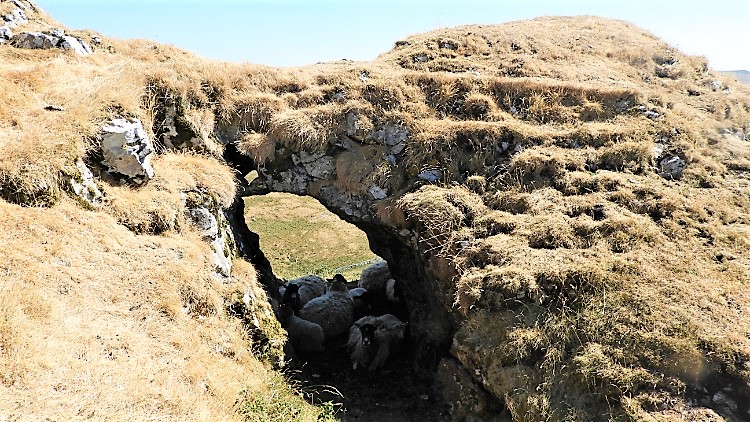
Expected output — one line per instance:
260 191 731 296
241 190 451 420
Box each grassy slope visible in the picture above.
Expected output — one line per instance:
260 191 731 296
0 5 330 422
244 193 377 280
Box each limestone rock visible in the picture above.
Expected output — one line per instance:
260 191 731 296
2 8 27 28
11 29 92 55
293 151 335 179
187 207 219 239
210 227 234 278
419 169 443 183
368 185 388 200
12 31 57 49
160 103 202 150
372 122 408 147
658 155 687 180
11 0 28 10
100 118 155 185
436 358 504 421
184 193 237 278
68 159 103 208
59 34 92 55
0 25 11 40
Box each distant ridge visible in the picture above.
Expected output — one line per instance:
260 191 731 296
723 69 750 84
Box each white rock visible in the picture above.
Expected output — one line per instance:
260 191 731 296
160 104 202 150
303 156 335 179
9 8 27 25
11 0 28 10
0 25 12 41
372 122 408 146
368 185 388 200
418 169 442 183
211 228 233 277
100 118 154 185
69 159 103 208
659 155 686 180
186 206 219 239
59 35 92 55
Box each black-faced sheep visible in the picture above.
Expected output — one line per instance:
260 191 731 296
298 278 354 340
280 304 325 353
347 313 407 371
280 274 327 312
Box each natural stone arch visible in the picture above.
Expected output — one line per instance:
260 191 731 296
224 126 457 377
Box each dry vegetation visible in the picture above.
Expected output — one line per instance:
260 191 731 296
1 3 750 421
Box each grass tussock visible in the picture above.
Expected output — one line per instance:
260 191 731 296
104 152 236 234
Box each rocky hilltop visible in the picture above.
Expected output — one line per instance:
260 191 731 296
2 2 750 421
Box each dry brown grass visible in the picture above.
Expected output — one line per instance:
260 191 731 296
0 199 326 421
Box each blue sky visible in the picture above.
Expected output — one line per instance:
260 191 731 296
35 0 749 70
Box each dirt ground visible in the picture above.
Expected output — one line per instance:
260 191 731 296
288 335 450 422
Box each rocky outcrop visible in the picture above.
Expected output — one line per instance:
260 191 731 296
100 118 155 185
183 190 236 278
2 7 27 28
12 29 92 55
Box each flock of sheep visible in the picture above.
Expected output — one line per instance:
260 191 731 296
279 260 408 372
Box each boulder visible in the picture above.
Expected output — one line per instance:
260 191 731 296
59 35 92 55
658 155 687 180
12 31 58 49
11 29 92 55
100 118 155 185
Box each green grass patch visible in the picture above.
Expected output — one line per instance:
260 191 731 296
244 193 378 280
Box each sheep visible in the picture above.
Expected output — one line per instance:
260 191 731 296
357 261 407 319
298 277 354 340
280 274 327 313
280 304 325 353
347 286 371 318
327 273 371 318
347 313 407 371
359 261 402 303
358 260 392 292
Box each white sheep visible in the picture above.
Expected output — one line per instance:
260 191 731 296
358 260 392 292
280 274 327 312
359 261 403 302
298 278 354 340
347 313 407 371
357 261 407 319
327 273 370 318
280 305 325 353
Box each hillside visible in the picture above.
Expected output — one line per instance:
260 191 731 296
2 2 750 421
